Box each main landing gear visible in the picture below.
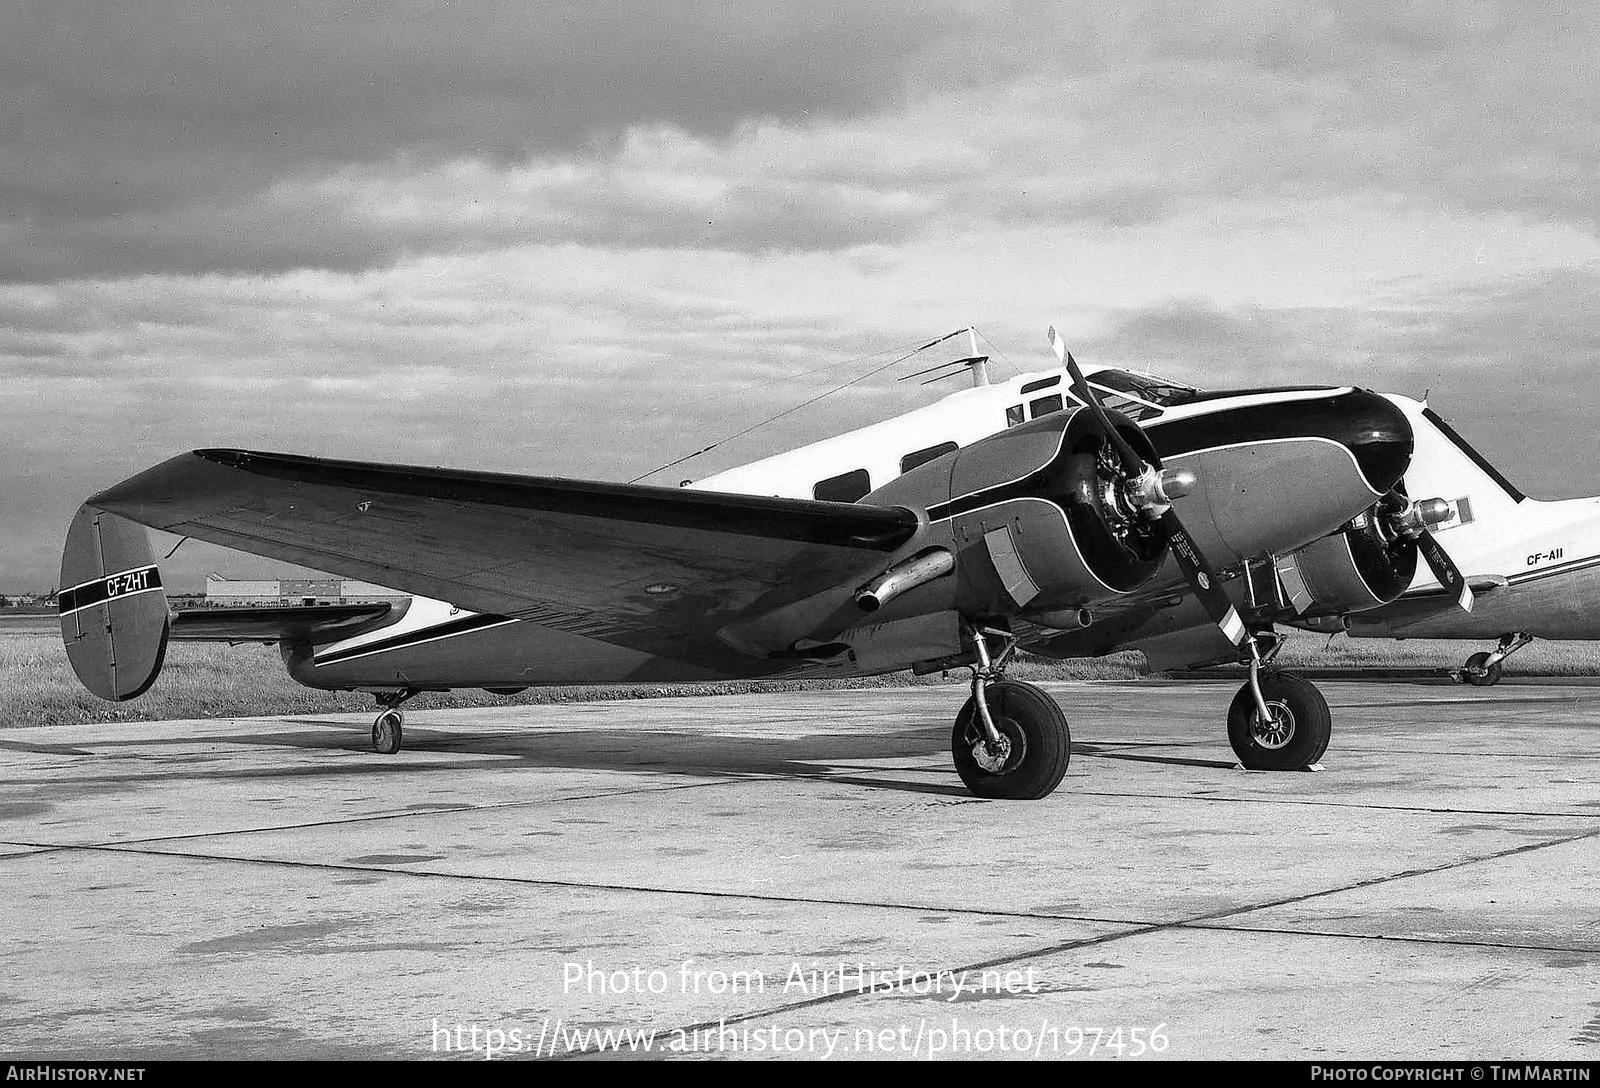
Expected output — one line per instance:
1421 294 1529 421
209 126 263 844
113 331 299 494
1456 632 1533 687
951 625 1071 800
1225 632 1331 771
370 689 417 754
947 625 1335 797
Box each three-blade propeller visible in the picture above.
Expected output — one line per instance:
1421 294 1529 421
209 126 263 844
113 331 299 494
1381 490 1475 612
1047 327 1247 645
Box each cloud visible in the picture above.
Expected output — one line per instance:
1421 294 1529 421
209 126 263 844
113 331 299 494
9 2 1598 284
0 246 976 587
1 1 976 218
0 131 943 281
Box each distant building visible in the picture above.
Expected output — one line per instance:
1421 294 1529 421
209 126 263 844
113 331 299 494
205 576 411 607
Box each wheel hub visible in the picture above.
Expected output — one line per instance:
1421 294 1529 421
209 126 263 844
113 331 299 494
970 718 1026 774
972 735 1012 773
1250 701 1296 749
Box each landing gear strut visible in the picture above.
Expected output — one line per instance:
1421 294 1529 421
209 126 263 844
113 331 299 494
1457 632 1532 687
371 689 417 754
1227 631 1331 771
951 624 1071 800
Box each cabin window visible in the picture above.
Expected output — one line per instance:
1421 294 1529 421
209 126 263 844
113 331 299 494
1005 404 1025 427
900 441 958 474
1020 375 1061 395
813 468 871 503
1029 394 1064 418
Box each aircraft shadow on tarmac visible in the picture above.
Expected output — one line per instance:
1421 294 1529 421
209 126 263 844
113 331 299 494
4 718 1242 799
10 720 974 798
1069 742 1239 770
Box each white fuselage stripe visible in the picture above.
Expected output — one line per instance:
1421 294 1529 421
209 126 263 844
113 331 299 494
311 616 521 667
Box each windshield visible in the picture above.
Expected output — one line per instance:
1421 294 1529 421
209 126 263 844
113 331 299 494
1058 368 1204 421
1088 369 1204 406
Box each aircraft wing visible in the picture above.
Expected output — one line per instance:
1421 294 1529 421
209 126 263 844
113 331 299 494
1350 575 1509 626
87 449 920 670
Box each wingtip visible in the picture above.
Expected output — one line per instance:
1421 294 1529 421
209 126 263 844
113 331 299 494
84 450 245 526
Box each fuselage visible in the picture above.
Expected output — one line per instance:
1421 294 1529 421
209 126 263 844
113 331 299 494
287 362 1415 692
1342 395 1600 641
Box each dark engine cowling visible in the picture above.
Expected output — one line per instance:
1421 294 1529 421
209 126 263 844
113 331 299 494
872 406 1169 615
1287 491 1438 614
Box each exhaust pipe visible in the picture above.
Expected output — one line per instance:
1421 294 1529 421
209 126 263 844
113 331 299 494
855 548 955 613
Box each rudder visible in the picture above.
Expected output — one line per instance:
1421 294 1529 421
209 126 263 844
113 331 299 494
59 505 170 701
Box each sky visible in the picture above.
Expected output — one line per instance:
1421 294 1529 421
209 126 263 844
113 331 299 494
3 1 1598 591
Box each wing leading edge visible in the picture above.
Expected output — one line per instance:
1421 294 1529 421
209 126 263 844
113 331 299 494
89 449 921 672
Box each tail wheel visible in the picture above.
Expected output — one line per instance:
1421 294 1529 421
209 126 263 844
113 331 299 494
1461 651 1503 687
372 709 404 755
952 680 1071 800
1227 671 1331 770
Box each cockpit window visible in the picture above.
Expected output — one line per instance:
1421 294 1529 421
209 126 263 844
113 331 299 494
1088 369 1203 406
1088 390 1161 422
1057 368 1204 422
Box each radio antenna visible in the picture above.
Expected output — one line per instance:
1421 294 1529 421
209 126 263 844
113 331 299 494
629 327 970 484
966 326 990 387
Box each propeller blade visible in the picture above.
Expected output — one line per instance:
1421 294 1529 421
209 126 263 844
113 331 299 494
1381 488 1473 613
1045 328 1145 479
1161 509 1248 645
1416 528 1475 612
1046 326 1245 646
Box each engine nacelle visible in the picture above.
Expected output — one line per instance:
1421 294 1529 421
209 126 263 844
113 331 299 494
1283 490 1449 616
1287 514 1416 614
865 407 1168 618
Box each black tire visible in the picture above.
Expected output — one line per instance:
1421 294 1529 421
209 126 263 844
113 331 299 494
372 710 404 755
1227 671 1331 770
951 680 1071 800
1462 651 1503 687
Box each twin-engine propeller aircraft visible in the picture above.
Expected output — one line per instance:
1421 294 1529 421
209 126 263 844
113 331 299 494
58 328 1472 800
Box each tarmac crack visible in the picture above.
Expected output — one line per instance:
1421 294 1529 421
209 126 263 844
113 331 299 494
8 824 1593 952
554 824 1600 1058
1070 789 1600 820
1175 921 1600 956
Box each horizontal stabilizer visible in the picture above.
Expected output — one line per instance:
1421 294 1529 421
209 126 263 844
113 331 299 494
169 603 399 643
59 506 169 701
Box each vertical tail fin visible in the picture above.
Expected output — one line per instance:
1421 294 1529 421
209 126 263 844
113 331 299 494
58 506 170 701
